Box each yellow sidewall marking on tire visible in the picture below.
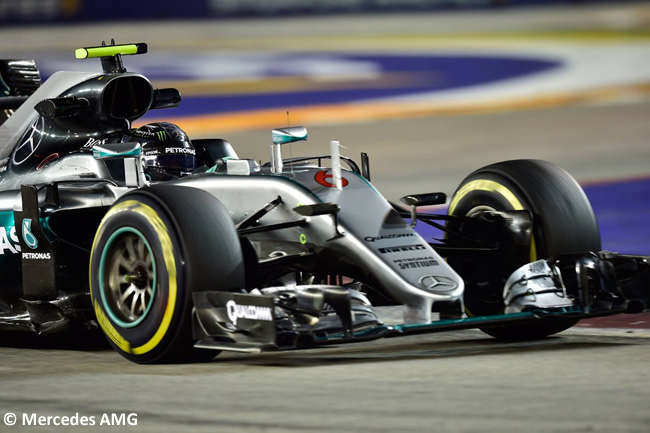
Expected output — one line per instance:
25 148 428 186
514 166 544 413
449 179 523 213
449 179 537 262
93 299 131 353
90 200 177 356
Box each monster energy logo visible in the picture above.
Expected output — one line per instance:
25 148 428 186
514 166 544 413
132 129 168 141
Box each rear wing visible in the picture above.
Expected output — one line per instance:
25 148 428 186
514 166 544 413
0 59 41 120
0 59 40 97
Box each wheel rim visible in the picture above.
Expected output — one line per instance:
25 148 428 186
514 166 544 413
99 227 156 328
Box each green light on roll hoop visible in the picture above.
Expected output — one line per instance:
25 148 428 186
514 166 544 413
75 43 147 59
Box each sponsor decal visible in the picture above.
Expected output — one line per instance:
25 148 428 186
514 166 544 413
22 252 51 260
131 129 157 139
314 170 349 188
364 233 415 242
418 274 457 293
82 137 107 148
394 256 439 270
165 147 196 155
0 226 20 255
378 244 426 254
22 219 38 249
130 129 169 141
226 300 273 326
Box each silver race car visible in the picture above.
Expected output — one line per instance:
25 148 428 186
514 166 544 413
0 42 647 363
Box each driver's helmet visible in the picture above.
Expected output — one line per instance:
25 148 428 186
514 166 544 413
123 122 197 182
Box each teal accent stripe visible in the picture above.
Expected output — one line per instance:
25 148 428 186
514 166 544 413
315 308 583 342
0 210 14 227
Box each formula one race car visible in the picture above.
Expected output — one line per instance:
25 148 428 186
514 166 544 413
0 42 648 363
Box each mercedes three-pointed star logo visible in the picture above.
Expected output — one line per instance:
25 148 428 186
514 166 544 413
13 116 45 166
418 274 457 293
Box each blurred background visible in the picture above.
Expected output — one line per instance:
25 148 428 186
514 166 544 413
1 0 649 253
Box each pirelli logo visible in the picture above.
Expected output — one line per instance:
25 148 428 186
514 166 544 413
378 244 426 254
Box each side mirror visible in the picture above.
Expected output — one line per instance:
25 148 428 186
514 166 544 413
400 193 446 207
92 142 146 188
272 126 308 145
92 142 141 160
270 126 308 173
400 192 447 228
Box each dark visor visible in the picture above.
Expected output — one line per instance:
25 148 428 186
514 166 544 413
143 154 197 170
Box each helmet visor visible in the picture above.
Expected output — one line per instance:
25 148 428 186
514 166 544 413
143 154 198 171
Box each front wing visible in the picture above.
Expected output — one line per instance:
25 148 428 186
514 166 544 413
191 252 649 353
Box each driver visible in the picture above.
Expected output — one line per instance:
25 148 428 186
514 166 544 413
122 122 197 182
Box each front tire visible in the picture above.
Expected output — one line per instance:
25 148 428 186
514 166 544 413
90 185 245 363
448 160 601 339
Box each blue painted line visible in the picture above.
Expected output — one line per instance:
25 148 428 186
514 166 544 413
584 178 650 256
137 54 560 117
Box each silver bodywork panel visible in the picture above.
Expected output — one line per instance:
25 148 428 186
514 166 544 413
0 153 115 191
174 167 464 321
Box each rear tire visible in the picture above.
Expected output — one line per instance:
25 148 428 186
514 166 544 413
90 185 245 363
448 160 601 339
